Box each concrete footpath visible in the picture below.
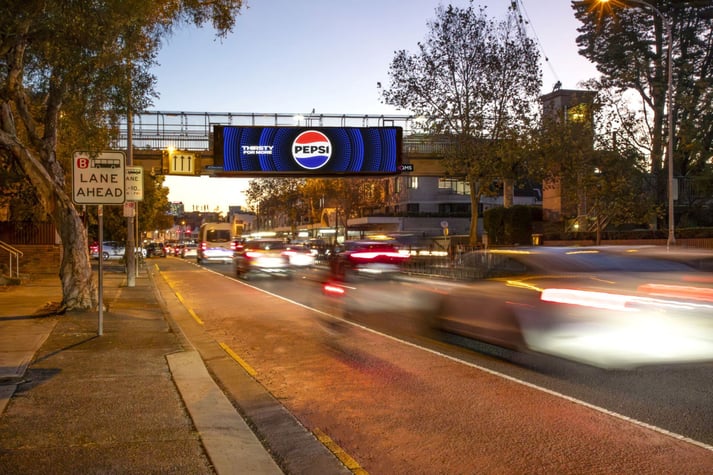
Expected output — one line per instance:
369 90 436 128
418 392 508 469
0 266 283 474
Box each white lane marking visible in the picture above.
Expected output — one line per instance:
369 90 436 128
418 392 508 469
192 264 713 454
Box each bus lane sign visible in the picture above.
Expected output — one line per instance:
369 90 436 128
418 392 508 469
72 151 126 205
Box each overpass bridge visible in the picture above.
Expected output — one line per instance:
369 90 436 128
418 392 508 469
113 111 450 177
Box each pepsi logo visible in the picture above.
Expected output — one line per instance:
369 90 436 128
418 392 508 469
292 130 331 169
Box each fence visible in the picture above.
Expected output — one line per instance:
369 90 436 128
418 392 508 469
0 222 58 245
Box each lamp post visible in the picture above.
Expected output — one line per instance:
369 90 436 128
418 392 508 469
598 0 675 247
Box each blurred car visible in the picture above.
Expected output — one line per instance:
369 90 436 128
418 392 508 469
435 246 713 369
144 242 166 258
330 239 411 279
283 243 316 267
181 243 198 259
233 238 292 279
164 241 178 257
323 244 443 329
173 243 185 257
91 241 125 260
304 238 329 257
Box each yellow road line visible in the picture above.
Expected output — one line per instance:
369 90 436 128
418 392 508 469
313 428 368 475
187 307 204 325
159 271 203 325
219 342 257 377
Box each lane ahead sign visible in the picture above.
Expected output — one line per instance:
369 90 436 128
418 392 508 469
72 151 126 205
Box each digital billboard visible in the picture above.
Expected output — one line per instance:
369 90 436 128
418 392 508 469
213 126 402 175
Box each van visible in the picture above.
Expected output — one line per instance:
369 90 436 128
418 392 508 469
197 223 234 264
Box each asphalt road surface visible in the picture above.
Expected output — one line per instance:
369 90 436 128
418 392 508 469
154 257 713 474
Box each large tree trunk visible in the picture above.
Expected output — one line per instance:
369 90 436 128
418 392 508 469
10 141 96 311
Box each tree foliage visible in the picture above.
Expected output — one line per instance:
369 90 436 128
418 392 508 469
574 0 713 221
534 95 657 235
244 177 387 239
83 173 173 243
381 2 541 245
0 0 244 310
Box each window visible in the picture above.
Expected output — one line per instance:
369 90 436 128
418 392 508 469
438 203 472 215
438 178 470 195
207 229 231 242
407 176 419 189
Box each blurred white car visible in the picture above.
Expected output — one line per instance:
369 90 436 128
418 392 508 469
283 244 316 267
233 239 292 279
436 247 713 369
325 245 713 370
181 243 198 259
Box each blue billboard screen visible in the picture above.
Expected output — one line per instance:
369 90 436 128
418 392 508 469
213 126 402 175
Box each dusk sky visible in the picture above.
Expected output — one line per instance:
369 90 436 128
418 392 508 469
155 0 600 213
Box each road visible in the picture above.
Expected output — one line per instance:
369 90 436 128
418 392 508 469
153 257 713 474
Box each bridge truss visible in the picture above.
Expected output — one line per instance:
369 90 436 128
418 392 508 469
113 111 422 152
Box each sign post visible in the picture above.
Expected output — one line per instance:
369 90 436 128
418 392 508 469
73 151 126 336
125 166 144 201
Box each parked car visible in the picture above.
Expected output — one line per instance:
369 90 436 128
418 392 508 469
144 242 166 258
233 238 292 279
91 241 125 261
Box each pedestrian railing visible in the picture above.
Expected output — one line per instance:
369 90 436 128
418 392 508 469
0 240 23 279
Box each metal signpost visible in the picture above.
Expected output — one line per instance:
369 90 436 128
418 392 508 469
72 151 126 335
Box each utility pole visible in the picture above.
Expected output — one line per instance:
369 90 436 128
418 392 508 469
126 107 136 287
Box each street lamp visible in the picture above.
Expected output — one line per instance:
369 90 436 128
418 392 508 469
597 0 675 247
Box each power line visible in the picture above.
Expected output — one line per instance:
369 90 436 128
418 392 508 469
512 0 561 87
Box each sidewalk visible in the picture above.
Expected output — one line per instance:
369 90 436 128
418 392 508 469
0 267 282 474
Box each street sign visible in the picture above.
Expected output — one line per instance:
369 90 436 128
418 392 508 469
167 150 196 175
123 201 136 217
125 166 144 201
72 151 126 205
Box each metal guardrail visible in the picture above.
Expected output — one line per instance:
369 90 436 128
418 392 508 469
0 240 23 279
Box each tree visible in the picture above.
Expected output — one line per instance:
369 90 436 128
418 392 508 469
381 2 541 245
574 0 713 227
83 172 173 244
138 174 174 239
244 178 306 233
0 0 244 310
534 92 657 239
245 177 388 241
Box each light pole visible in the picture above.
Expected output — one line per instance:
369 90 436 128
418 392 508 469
598 0 675 247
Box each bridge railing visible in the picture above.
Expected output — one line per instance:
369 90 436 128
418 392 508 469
112 111 454 154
